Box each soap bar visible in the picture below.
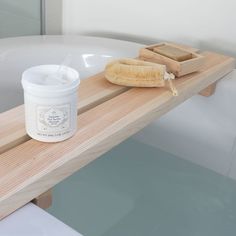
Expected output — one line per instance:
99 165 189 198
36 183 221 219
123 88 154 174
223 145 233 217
153 45 192 62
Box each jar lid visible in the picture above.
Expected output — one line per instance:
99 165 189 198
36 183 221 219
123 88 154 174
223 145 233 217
22 65 80 96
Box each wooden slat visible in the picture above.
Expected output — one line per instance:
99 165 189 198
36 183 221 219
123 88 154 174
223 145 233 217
32 189 52 209
0 51 234 219
199 82 217 97
0 72 128 154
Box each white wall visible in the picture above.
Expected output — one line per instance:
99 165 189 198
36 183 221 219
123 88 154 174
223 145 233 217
62 0 236 57
45 0 63 34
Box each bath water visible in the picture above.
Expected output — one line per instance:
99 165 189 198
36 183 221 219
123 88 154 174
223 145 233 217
47 139 236 236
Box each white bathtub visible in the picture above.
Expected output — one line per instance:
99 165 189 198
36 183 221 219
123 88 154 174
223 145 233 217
0 35 141 112
1 35 236 235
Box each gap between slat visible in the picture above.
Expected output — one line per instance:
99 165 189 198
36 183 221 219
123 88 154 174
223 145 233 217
0 73 129 155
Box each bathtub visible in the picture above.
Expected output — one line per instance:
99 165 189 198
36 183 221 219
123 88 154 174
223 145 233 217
1 35 236 236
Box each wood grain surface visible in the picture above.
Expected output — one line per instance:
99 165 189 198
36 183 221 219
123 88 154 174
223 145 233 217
0 72 128 155
199 82 217 97
32 189 52 209
140 42 205 77
0 51 235 219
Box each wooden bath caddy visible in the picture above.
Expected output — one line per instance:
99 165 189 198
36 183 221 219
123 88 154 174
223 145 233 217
0 50 235 220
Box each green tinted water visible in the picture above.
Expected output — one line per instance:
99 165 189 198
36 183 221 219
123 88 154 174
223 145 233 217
47 139 236 236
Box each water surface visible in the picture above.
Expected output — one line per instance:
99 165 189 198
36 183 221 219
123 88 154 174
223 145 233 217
48 139 236 236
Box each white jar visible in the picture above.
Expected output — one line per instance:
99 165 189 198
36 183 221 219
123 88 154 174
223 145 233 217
21 65 80 142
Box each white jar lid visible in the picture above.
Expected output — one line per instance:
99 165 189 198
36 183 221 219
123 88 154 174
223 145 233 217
22 65 80 97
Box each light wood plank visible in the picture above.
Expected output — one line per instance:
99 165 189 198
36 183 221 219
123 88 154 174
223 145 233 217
0 72 128 155
0 52 234 219
32 189 52 209
199 82 217 97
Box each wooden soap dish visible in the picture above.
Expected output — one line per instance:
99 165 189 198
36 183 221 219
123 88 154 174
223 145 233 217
139 42 205 77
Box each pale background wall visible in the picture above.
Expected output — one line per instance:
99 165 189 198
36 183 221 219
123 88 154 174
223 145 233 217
62 0 236 57
45 0 63 34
